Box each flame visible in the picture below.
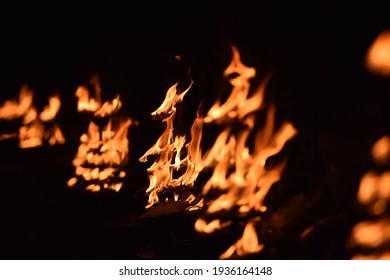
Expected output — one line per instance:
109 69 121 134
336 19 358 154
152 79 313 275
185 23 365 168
351 218 390 248
75 75 102 113
67 116 134 192
371 135 390 165
69 80 137 192
204 45 261 123
0 86 65 148
0 85 34 120
351 134 390 259
194 45 297 259
219 218 264 259
357 171 390 215
18 120 45 149
139 80 204 208
366 30 390 76
39 93 61 122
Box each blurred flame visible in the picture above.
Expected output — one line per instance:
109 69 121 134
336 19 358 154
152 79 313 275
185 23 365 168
219 219 264 259
204 45 261 123
0 86 65 148
39 93 61 122
67 116 134 192
351 218 390 248
0 85 34 120
366 30 390 76
371 135 390 165
75 75 102 113
358 171 390 215
351 134 390 259
139 80 204 208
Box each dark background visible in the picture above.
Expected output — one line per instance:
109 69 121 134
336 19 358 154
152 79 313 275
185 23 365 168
0 1 390 259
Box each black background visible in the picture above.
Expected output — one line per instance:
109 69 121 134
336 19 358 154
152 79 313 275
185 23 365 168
1 1 390 259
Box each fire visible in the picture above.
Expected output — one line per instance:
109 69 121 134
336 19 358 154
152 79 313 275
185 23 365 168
68 78 137 192
0 85 34 120
75 74 102 113
139 80 204 208
219 218 264 259
195 45 297 259
350 135 390 259
365 29 390 76
0 85 65 148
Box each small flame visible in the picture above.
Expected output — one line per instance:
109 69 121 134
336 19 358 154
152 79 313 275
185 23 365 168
366 30 390 76
219 218 264 259
139 80 204 208
351 218 390 248
0 85 34 120
0 86 65 148
68 117 134 192
39 93 61 122
357 171 390 215
371 135 390 165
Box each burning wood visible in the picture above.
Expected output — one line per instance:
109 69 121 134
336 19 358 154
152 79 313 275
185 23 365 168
139 79 204 210
0 85 65 148
349 135 390 259
194 45 297 259
67 77 137 192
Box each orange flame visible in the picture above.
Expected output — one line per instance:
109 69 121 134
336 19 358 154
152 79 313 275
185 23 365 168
0 85 34 120
366 30 390 76
140 80 204 208
69 80 137 192
219 218 264 259
0 86 65 148
75 75 102 113
67 117 134 192
39 93 62 122
195 45 297 259
371 135 390 165
204 45 260 123
350 134 390 259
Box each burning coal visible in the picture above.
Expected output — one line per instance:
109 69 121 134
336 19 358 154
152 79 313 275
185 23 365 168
194 45 297 259
0 85 65 148
67 77 137 192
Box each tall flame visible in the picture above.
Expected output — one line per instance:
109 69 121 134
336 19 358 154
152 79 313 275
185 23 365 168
139 80 204 208
195 45 297 259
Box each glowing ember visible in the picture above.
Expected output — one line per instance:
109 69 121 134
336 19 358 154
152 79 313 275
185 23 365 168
0 85 65 148
68 80 137 192
366 29 390 76
139 80 204 208
194 45 297 259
